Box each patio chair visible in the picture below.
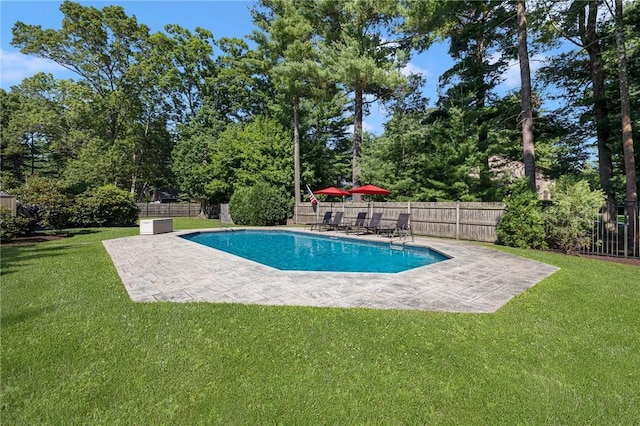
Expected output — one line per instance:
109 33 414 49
320 211 344 231
307 211 332 231
347 212 383 235
377 213 413 241
342 212 367 233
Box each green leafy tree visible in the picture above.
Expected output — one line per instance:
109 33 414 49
1 74 69 183
152 24 216 122
362 106 486 201
12 1 174 197
174 116 292 206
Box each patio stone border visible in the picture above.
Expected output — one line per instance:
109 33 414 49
102 228 559 313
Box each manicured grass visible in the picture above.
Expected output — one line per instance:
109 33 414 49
2 219 639 424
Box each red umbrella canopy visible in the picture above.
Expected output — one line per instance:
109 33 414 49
313 186 351 197
348 184 391 195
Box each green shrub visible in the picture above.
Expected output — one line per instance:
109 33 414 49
496 182 547 249
229 182 292 226
16 177 72 230
0 207 35 242
229 186 255 225
72 185 139 227
544 178 605 254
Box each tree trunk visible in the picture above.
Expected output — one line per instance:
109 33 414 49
293 96 301 215
517 0 536 193
579 1 616 207
473 15 492 199
29 134 36 176
613 0 638 248
352 84 363 201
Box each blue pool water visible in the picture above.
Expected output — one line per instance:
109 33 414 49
180 230 449 273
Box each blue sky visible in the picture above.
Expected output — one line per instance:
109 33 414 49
1 0 540 134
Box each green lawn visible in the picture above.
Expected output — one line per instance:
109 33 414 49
2 218 639 424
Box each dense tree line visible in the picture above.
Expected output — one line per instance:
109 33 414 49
1 0 637 212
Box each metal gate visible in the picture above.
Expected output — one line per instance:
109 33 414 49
581 202 640 258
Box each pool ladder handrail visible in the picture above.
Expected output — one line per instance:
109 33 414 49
389 225 414 250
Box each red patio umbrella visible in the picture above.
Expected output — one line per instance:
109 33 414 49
348 184 391 214
313 186 351 211
314 186 351 197
348 184 391 195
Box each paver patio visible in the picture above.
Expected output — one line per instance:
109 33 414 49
102 228 559 313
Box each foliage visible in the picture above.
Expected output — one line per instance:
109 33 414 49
2 223 640 424
174 116 293 203
4 0 639 206
0 76 68 183
316 0 406 188
10 1 175 195
362 106 498 201
71 185 139 227
15 176 72 230
544 178 606 253
0 207 35 242
496 179 547 249
229 182 292 226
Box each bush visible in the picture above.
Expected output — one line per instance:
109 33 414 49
16 177 72 230
229 182 292 226
544 178 605 254
496 181 547 249
0 207 35 242
72 185 139 227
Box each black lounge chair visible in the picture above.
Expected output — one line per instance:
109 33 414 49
342 212 367 233
308 211 332 230
320 211 344 231
348 212 382 235
377 213 413 241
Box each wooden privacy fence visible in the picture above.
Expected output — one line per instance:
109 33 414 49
295 201 506 242
137 203 203 218
0 192 17 216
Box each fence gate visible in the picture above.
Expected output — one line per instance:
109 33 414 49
581 202 640 258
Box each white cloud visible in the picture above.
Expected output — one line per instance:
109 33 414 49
346 120 381 136
0 49 68 89
362 121 376 133
401 62 429 78
493 52 548 92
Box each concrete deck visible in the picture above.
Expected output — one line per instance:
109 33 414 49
102 228 559 313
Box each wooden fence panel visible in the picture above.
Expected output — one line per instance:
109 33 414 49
0 193 17 216
294 201 505 242
137 203 202 218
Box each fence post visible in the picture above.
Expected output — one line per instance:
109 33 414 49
624 202 629 258
456 201 460 240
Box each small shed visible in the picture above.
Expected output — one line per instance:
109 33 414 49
0 191 17 216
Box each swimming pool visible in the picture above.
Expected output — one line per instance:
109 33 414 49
180 230 449 273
